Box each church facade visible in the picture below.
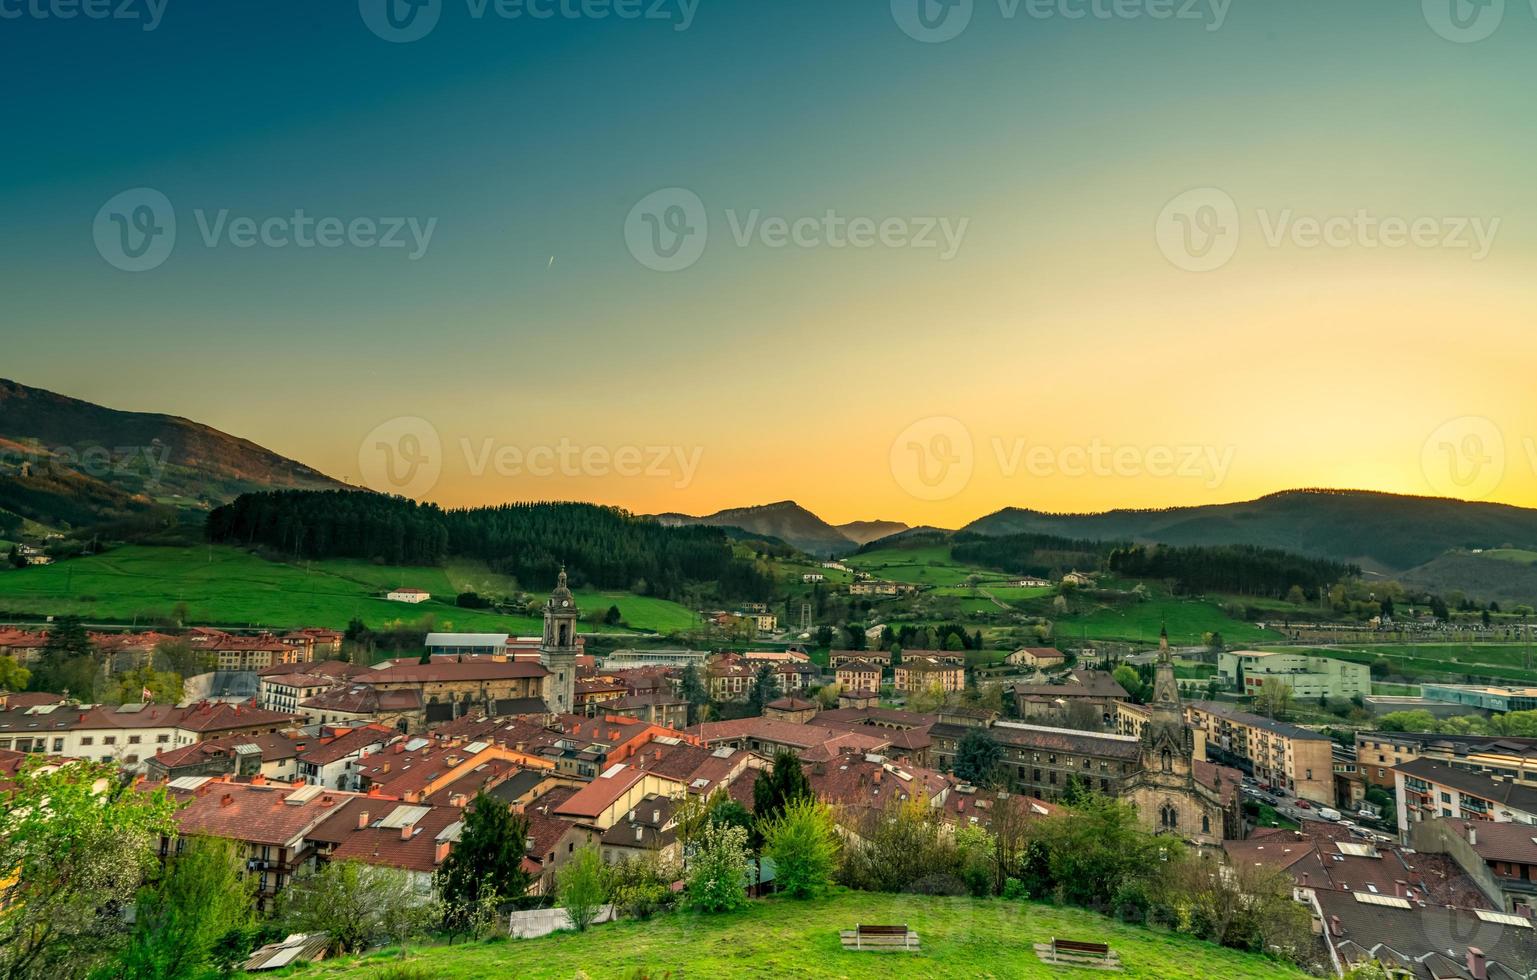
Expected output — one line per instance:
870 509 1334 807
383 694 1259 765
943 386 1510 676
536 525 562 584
1123 630 1243 849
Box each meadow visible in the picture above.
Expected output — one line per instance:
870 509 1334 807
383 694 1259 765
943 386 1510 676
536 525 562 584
270 890 1306 980
0 545 694 634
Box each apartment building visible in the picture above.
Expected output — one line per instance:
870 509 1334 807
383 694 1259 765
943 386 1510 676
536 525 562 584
1394 758 1537 838
1217 650 1371 701
1184 700 1334 803
1355 731 1537 790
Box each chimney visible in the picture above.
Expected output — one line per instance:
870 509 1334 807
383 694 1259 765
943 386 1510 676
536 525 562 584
1301 872 1310 887
1394 880 1408 898
1467 948 1487 980
873 769 883 784
1468 825 1478 847
393 743 405 754
357 809 371 829
220 793 234 808
434 839 451 864
251 774 266 786
1328 915 1343 938
400 823 415 841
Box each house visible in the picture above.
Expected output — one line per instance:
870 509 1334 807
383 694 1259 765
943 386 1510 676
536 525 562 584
893 657 965 696
165 781 357 909
306 798 463 899
1416 817 1537 915
145 731 306 784
1394 758 1537 834
387 588 431 604
689 717 891 762
764 696 819 724
1008 577 1051 588
801 572 824 583
605 690 690 730
552 764 687 832
835 660 884 695
295 724 398 790
520 786 595 896
599 794 680 866
300 684 424 731
1006 647 1066 671
1311 886 1533 979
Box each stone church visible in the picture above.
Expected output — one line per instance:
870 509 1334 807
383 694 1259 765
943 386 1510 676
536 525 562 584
1125 629 1243 849
539 569 580 715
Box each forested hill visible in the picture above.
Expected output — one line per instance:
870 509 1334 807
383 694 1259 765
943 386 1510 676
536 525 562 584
206 490 773 602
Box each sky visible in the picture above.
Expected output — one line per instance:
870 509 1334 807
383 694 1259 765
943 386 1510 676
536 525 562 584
4 0 1537 527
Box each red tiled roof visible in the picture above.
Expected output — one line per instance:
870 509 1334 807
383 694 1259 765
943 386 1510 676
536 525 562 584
297 725 397 766
173 782 354 845
176 701 302 734
554 766 646 820
360 660 549 684
320 798 462 874
301 685 422 714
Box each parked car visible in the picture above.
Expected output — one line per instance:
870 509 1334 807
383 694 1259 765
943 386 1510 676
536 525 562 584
1296 800 1312 809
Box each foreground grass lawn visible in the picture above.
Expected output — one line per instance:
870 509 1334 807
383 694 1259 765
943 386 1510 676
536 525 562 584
286 891 1306 980
0 545 691 633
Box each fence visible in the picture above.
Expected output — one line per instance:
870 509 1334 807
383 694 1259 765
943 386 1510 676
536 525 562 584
507 904 617 939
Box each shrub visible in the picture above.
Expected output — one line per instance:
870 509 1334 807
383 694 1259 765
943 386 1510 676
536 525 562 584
556 845 609 932
761 799 840 899
686 822 752 913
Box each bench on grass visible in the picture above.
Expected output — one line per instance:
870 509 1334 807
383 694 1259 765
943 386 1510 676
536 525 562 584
1053 939 1111 959
839 924 920 952
1032 937 1122 970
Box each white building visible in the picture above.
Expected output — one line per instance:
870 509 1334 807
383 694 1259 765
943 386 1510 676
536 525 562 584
387 588 431 604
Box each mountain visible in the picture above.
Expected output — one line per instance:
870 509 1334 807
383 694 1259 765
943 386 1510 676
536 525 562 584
0 379 346 534
834 520 910 546
654 501 860 557
964 489 1537 576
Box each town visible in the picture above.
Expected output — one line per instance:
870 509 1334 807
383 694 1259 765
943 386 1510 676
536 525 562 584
3 567 1534 977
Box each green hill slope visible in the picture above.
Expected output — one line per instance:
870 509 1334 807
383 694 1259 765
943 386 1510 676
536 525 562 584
277 891 1306 979
0 545 692 633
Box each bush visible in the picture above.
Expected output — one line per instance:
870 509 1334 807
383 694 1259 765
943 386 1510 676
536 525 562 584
838 794 966 895
606 854 680 920
556 845 609 932
686 822 752 913
761 799 840 899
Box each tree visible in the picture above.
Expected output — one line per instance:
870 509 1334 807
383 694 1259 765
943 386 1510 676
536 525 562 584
1113 665 1145 703
434 793 532 937
677 664 709 726
604 604 623 626
31 615 97 698
1285 585 1307 605
746 663 782 715
953 728 1002 787
0 657 31 692
761 799 840 899
275 860 431 955
1025 794 1170 910
108 666 182 706
838 793 965 895
1252 679 1295 720
153 640 211 679
115 838 257 980
686 821 751 913
555 844 608 932
752 749 813 830
606 853 680 920
0 758 178 980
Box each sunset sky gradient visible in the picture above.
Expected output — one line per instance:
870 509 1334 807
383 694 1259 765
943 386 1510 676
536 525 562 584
5 0 1536 526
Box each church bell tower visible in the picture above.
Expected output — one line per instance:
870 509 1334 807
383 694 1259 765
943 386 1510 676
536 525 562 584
540 568 580 714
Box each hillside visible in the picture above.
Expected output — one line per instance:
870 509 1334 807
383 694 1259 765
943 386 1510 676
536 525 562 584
835 519 910 545
966 489 1537 577
0 544 694 633
279 891 1306 979
0 379 345 531
655 500 858 556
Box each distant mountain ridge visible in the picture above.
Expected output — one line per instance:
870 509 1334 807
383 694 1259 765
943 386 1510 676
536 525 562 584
654 501 910 556
963 489 1537 575
0 379 346 532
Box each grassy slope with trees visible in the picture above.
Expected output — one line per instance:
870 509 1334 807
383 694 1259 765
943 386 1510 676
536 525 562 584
279 890 1306 979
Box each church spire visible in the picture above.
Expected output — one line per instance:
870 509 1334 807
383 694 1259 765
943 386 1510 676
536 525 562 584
1152 621 1180 707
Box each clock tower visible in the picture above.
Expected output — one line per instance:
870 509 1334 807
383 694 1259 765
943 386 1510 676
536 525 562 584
540 568 580 714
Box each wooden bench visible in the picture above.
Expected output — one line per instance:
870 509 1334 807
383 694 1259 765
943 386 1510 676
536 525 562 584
839 924 920 952
1053 939 1111 959
1032 938 1121 970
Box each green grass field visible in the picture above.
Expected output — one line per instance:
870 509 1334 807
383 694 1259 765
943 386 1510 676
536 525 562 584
1054 593 1281 647
1260 644 1537 684
275 890 1305 980
844 544 1016 587
0 545 693 634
